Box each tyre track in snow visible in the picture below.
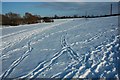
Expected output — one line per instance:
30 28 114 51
27 19 94 47
2 19 83 75
1 41 33 80
51 56 82 78
16 21 95 78
1 20 70 51
19 35 80 79
1 29 28 39
1 20 72 79
1 20 71 59
1 22 65 39
3 18 98 58
2 18 118 78
1 19 92 60
1 24 50 51
1 19 110 79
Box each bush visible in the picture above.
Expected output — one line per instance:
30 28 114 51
1 12 55 26
42 17 54 23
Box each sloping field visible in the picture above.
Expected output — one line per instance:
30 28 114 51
1 16 120 79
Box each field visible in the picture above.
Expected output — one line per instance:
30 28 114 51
1 16 120 79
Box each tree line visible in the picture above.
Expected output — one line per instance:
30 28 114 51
0 12 54 26
0 12 120 26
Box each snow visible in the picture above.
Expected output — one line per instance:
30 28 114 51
1 16 119 79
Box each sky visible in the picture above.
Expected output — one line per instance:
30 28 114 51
1 0 120 2
2 2 119 17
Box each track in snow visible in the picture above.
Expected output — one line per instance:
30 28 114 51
1 41 33 80
1 17 119 79
18 35 80 79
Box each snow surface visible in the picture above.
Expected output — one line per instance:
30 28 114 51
0 17 120 79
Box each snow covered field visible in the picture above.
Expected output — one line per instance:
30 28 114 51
0 16 120 79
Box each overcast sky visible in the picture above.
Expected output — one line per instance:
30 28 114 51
2 2 119 17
